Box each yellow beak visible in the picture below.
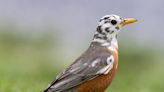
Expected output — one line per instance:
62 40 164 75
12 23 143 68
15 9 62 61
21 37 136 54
120 18 137 26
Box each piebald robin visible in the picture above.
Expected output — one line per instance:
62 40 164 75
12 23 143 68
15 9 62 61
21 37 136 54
43 14 137 92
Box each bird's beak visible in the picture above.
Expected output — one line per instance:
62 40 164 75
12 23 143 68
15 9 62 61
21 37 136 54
120 18 137 26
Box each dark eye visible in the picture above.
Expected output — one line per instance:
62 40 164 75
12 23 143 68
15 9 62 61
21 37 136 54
111 20 117 25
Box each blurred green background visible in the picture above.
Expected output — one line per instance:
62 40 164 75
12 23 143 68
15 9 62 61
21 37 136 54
0 0 164 92
0 24 163 92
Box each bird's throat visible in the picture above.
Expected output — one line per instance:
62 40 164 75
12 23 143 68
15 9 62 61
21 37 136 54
92 33 118 49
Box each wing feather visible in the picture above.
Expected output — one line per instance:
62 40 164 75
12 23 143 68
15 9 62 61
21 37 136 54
43 45 114 92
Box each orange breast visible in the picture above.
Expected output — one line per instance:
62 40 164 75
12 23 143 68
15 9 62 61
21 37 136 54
76 49 118 92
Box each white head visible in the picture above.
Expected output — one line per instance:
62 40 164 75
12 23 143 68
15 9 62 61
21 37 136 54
92 14 137 47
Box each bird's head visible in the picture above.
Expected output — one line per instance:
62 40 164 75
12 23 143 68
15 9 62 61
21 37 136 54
93 14 137 46
97 14 137 37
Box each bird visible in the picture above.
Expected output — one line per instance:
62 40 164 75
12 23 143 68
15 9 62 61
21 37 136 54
43 14 137 92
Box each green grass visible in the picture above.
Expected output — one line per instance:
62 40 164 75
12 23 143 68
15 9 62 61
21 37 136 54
0 30 163 92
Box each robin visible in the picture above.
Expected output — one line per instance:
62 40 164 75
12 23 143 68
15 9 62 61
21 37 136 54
43 14 137 92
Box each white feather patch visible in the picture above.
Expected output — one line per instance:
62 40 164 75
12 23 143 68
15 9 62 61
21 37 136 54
91 59 101 67
97 55 114 75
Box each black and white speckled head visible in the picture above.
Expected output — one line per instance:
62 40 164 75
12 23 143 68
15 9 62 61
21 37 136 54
98 15 123 37
92 14 137 47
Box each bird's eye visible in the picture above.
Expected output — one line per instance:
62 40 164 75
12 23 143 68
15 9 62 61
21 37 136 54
111 20 117 25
